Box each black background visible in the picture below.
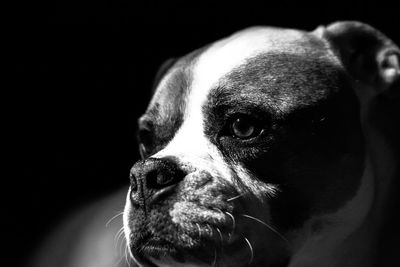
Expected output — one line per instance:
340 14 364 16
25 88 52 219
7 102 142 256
8 1 399 266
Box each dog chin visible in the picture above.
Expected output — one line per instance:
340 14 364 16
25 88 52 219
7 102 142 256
144 246 252 267
130 232 254 267
149 256 211 267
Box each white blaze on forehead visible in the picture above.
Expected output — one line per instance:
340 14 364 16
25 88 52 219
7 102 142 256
191 27 306 103
152 27 306 178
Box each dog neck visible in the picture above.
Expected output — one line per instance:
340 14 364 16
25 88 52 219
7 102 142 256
289 84 399 267
288 156 374 267
357 91 400 266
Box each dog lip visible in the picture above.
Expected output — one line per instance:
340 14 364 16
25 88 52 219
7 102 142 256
140 240 177 255
133 238 185 264
129 225 250 266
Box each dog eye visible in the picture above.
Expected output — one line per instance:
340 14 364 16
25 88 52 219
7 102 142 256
230 116 262 139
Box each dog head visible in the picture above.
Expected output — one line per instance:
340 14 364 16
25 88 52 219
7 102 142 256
124 21 399 267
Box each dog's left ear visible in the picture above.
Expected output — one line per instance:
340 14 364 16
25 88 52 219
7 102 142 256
315 21 400 99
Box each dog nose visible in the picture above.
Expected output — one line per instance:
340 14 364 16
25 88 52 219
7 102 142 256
129 157 186 206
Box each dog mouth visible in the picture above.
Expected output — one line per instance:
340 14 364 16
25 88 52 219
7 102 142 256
125 174 290 266
126 202 283 267
132 236 182 262
126 197 251 266
126 201 291 267
130 228 254 267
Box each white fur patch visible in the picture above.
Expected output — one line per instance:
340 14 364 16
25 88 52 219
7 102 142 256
232 164 280 200
151 27 307 183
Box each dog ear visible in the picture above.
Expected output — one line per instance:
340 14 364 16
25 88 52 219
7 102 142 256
151 58 178 93
318 21 400 99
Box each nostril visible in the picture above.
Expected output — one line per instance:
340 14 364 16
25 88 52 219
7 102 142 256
156 170 174 186
146 169 174 189
146 165 185 190
129 158 187 206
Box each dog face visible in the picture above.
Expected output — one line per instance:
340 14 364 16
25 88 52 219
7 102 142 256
124 23 399 267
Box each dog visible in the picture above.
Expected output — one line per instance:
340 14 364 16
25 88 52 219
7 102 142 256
31 21 399 267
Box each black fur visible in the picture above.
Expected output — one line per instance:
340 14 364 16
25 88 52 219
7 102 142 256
129 29 369 266
203 52 365 230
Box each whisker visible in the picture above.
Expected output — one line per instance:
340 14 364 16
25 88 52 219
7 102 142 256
225 212 235 241
106 212 124 227
243 237 254 265
113 227 125 256
216 227 223 245
241 214 288 243
114 229 127 266
118 236 127 259
125 245 136 267
115 233 124 257
227 194 244 202
212 207 224 216
129 245 144 267
114 227 124 238
216 227 224 258
211 246 218 267
196 223 202 240
225 212 236 230
137 239 151 254
206 223 213 235
114 253 124 267
125 245 132 267
114 227 125 245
